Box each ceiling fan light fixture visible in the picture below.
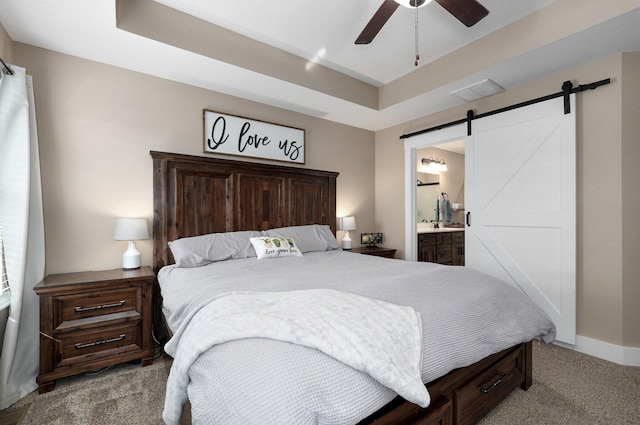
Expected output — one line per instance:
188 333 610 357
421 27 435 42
356 0 489 45
394 0 431 9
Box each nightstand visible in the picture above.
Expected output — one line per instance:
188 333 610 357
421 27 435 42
34 267 155 393
349 246 397 259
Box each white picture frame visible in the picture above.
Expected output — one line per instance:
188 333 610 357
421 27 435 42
203 109 305 164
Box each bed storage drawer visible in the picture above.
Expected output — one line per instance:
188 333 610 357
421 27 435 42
453 347 524 425
414 397 452 425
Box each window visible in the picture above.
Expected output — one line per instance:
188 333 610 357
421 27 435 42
0 223 9 311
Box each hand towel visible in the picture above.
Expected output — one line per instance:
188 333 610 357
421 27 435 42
443 199 452 222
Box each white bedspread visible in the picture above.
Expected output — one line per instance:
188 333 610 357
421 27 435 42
159 251 556 424
162 289 429 425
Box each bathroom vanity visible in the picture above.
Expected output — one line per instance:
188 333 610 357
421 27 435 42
417 228 465 266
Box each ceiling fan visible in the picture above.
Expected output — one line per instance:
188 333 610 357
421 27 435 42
355 0 489 45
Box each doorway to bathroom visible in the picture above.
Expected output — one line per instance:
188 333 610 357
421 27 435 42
416 141 465 226
403 95 576 344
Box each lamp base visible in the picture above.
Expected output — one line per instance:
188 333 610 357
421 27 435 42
122 241 141 270
342 231 352 250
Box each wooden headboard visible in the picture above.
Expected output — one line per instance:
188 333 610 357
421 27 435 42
151 151 339 272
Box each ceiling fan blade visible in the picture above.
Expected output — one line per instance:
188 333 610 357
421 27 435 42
434 0 489 27
355 0 400 45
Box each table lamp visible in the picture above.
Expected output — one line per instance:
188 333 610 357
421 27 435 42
113 218 149 270
337 216 357 250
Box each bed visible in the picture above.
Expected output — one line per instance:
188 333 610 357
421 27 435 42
151 150 556 425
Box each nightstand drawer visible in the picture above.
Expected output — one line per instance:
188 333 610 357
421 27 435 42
57 322 141 365
55 287 139 325
35 267 155 393
350 246 397 258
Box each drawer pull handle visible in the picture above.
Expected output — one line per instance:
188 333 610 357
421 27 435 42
74 334 126 349
74 300 125 313
480 371 506 393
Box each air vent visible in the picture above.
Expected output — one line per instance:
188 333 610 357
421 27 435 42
450 79 504 102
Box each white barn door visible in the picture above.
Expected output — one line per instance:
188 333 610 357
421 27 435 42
465 96 576 344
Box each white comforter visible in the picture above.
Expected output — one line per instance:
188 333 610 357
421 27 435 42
162 289 429 424
159 251 556 425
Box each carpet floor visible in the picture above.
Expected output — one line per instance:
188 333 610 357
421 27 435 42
1 342 639 425
478 343 640 425
0 357 169 425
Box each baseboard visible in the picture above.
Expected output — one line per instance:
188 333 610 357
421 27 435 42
554 335 640 366
0 404 30 425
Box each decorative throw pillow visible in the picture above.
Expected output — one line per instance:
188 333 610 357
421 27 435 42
250 237 303 259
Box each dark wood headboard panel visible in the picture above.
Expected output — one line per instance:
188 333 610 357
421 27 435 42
151 151 338 271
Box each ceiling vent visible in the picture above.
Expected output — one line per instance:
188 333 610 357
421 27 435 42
450 79 505 102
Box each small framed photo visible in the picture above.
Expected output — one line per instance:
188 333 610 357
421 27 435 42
361 233 383 247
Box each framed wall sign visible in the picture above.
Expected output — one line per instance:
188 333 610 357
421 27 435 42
203 109 305 164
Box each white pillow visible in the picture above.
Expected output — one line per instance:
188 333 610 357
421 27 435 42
266 224 339 252
169 230 263 267
315 224 340 250
250 237 303 259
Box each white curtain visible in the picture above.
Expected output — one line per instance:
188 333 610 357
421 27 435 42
0 64 45 409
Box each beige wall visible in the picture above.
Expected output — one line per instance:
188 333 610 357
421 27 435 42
375 53 640 348
621 53 640 347
13 43 375 275
0 23 13 63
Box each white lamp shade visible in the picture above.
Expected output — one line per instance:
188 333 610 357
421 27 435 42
338 216 357 231
113 218 149 241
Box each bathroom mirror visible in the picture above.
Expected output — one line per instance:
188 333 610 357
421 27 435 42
416 172 439 223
